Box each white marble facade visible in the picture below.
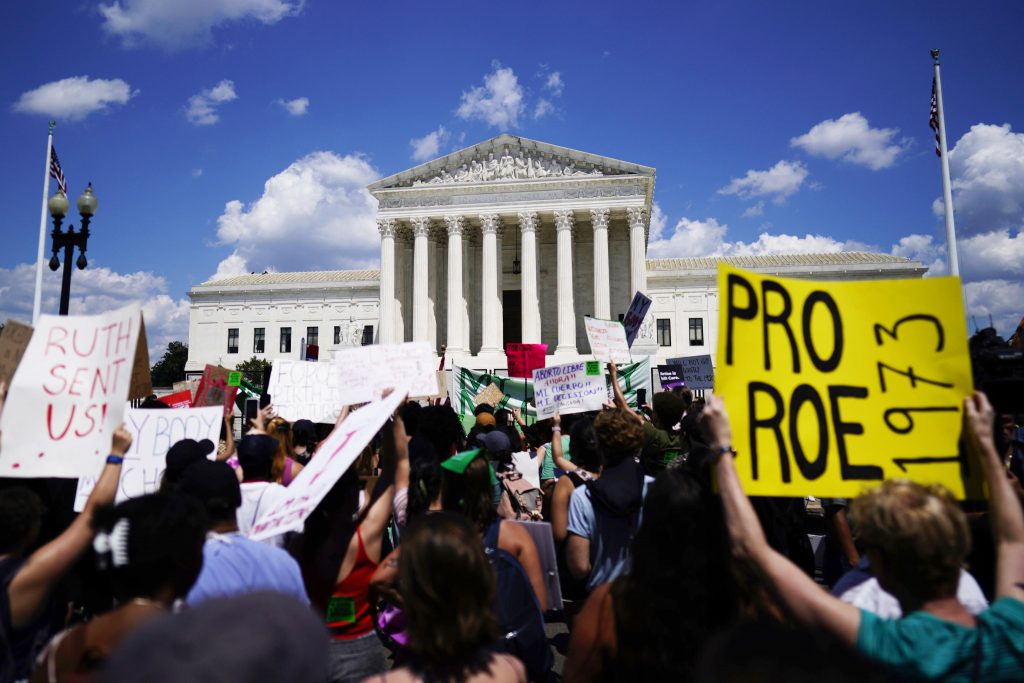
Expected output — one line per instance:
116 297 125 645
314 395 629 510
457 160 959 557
184 135 926 374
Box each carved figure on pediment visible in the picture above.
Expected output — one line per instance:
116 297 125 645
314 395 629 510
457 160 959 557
485 153 498 181
561 162 576 176
470 159 484 181
514 154 528 179
453 164 470 182
498 148 515 179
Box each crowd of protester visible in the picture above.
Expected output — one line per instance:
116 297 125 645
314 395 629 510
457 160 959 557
1 358 1023 683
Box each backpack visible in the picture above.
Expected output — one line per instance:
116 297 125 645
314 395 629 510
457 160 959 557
496 469 542 521
484 521 553 682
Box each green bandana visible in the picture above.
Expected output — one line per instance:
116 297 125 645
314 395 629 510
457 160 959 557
441 448 498 487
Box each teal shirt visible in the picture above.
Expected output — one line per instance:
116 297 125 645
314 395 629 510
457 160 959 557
541 435 571 481
856 597 1024 682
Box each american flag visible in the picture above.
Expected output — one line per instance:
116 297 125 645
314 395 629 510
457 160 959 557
49 146 67 194
929 78 941 157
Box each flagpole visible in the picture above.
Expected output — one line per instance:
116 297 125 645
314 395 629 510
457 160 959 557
931 49 960 277
32 122 56 323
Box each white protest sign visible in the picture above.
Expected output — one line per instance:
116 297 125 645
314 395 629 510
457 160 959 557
584 317 631 364
333 342 437 405
268 360 345 423
249 388 406 541
73 406 222 511
622 292 652 347
512 451 542 490
0 305 141 479
532 361 607 420
668 354 714 390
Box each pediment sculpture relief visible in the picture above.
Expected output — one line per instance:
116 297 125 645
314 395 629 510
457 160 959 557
411 147 607 186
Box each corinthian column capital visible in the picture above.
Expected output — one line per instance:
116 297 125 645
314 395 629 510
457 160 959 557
626 207 647 230
590 208 610 231
553 209 575 232
410 216 431 238
518 211 539 233
479 213 500 235
377 217 397 238
444 214 465 236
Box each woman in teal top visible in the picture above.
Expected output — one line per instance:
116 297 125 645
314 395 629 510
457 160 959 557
702 391 1024 682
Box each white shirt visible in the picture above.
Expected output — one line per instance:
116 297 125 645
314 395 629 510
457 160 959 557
838 569 989 618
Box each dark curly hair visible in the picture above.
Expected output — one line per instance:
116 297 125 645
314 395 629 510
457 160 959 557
593 409 644 466
0 487 44 554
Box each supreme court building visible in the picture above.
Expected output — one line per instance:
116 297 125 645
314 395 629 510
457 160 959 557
185 135 925 376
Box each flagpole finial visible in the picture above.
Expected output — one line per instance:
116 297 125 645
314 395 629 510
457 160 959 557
48 121 56 133
931 48 941 65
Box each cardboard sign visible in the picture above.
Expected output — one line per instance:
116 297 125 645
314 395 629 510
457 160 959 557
249 389 406 540
0 320 33 386
716 265 975 499
506 343 547 379
473 383 505 408
0 305 142 479
158 390 193 409
532 361 607 420
333 342 438 405
193 365 239 415
622 292 652 347
267 360 346 423
73 406 222 511
584 317 631 364
128 317 152 401
657 365 686 389
668 354 715 390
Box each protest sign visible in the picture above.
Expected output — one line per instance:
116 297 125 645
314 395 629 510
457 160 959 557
668 354 715 390
0 305 141 479
250 389 406 540
127 318 152 400
333 342 438 405
510 520 563 611
584 317 631 364
0 320 33 386
622 292 652 347
532 361 607 420
158 390 193 408
73 406 222 511
657 365 686 389
228 371 242 387
506 343 547 378
267 360 346 423
715 264 975 499
193 365 239 415
473 383 505 408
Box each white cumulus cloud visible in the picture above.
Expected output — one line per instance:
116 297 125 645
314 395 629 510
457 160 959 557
965 279 1024 339
742 201 766 218
98 0 303 49
533 99 554 120
719 160 809 204
277 97 309 116
0 262 189 359
12 76 136 121
212 151 381 277
456 63 525 130
186 79 237 125
790 112 906 170
544 71 564 96
934 123 1024 236
409 125 450 162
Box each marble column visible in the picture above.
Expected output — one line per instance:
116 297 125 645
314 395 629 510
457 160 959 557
554 209 577 354
445 215 465 355
426 230 439 351
479 213 501 354
518 211 541 343
496 225 504 349
591 208 611 320
627 207 647 297
377 218 397 344
411 217 431 344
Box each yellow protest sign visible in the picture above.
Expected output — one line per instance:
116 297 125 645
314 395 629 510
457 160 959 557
715 264 978 499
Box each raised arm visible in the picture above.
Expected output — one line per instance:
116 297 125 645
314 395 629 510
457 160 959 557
702 396 860 645
551 412 575 472
607 363 643 424
216 413 235 461
8 425 132 629
965 391 1024 602
360 405 409 556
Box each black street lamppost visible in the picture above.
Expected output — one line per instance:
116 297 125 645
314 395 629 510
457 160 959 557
47 183 98 315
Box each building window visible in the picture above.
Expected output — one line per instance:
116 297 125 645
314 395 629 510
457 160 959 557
657 319 672 347
689 318 705 346
306 326 319 347
227 328 239 354
280 327 292 353
253 328 265 354
361 325 374 346
333 326 341 345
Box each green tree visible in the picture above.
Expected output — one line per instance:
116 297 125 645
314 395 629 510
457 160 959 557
235 356 272 388
150 341 189 387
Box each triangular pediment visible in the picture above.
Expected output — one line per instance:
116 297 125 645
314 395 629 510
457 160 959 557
368 134 655 192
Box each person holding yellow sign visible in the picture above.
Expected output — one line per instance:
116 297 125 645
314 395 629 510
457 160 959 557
702 391 1024 682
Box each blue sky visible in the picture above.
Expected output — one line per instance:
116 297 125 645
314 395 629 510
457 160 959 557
3 0 1023 355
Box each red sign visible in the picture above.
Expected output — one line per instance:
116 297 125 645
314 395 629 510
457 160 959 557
505 343 547 379
157 390 193 409
193 364 239 415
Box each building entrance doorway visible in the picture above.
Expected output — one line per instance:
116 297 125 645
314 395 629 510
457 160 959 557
502 290 521 346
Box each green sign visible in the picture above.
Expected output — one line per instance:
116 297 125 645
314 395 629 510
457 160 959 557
227 371 242 387
585 361 601 376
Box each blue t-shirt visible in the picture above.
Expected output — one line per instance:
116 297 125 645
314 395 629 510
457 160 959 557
186 531 310 607
856 597 1024 681
566 476 654 591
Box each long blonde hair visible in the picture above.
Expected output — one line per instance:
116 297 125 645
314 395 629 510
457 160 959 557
266 417 294 484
